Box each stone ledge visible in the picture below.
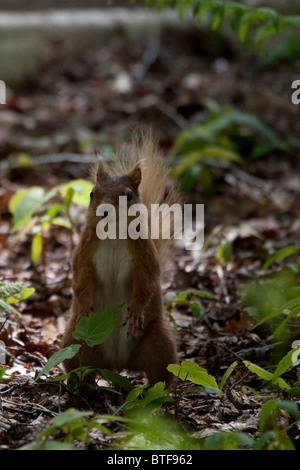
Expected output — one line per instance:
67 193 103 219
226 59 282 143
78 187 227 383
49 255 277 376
0 8 191 86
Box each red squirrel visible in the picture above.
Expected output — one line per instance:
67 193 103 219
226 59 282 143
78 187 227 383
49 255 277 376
61 133 178 388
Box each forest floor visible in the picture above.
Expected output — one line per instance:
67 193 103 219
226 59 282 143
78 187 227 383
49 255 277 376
0 25 300 450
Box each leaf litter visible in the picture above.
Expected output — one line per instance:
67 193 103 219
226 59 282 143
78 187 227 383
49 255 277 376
0 23 300 449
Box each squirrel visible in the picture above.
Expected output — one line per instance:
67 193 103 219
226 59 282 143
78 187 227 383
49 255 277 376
61 132 179 389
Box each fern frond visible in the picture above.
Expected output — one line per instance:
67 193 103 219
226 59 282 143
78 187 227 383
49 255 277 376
121 0 300 51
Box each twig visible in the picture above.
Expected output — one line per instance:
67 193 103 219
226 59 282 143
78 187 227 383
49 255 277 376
0 153 98 171
1 397 57 417
0 317 8 334
132 33 161 82
155 101 188 129
216 265 230 304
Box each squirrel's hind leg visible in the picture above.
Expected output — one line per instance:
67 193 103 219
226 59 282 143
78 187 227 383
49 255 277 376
128 319 178 388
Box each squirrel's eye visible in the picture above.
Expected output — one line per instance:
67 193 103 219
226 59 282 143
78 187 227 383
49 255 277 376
127 191 132 202
90 191 94 200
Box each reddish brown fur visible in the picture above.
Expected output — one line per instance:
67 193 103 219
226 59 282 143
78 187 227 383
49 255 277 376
61 133 178 389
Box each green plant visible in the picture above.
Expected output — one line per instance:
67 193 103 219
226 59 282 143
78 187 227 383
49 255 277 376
216 239 233 265
120 407 201 450
119 0 300 51
168 289 217 319
243 269 300 336
72 302 125 347
35 408 111 449
255 400 299 450
200 398 299 450
243 341 300 391
258 32 300 67
8 179 93 264
34 303 125 386
263 245 300 270
120 392 299 450
32 344 300 450
0 281 35 374
124 381 173 415
168 100 286 193
167 360 238 396
0 280 35 321
202 430 255 450
30 293 300 450
49 365 133 395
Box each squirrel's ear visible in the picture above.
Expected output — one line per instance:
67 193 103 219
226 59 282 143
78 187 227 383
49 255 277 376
128 163 142 191
96 157 108 181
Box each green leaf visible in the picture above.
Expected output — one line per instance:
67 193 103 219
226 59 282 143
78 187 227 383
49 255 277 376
178 163 203 193
53 408 93 428
9 217 39 244
6 287 35 304
16 153 33 167
20 287 35 301
254 295 300 328
45 203 62 220
171 289 217 319
139 0 300 54
277 400 300 421
72 303 125 347
125 385 147 404
203 430 254 450
31 233 43 264
98 369 133 391
9 187 44 230
263 246 300 270
172 289 217 304
272 345 300 384
51 217 74 230
0 317 17 326
243 360 290 389
216 240 232 264
167 361 221 394
273 304 300 336
40 185 62 206
189 301 201 319
0 281 21 298
9 185 61 233
35 441 76 450
192 289 218 300
129 382 171 411
255 22 277 52
243 360 273 381
219 361 238 390
185 385 222 395
212 7 225 30
60 179 93 206
0 299 12 314
259 400 299 430
0 366 5 379
258 400 277 430
34 344 82 382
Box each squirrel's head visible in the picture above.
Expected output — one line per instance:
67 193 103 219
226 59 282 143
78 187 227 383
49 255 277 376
87 157 142 228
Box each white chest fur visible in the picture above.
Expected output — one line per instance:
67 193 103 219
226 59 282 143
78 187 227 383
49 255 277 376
92 239 133 369
93 239 133 304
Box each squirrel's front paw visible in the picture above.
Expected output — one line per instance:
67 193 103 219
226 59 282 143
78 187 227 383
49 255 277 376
80 304 94 317
123 306 144 339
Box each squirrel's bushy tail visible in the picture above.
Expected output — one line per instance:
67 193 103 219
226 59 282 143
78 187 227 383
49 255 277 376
130 130 181 262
